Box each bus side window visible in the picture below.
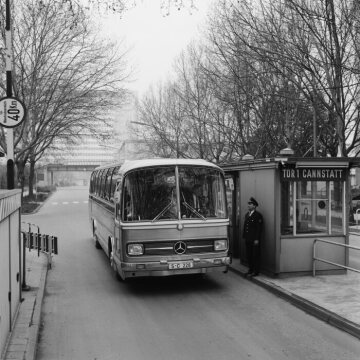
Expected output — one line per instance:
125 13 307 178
114 181 122 219
99 170 107 198
103 168 113 200
95 169 104 197
105 168 115 201
90 172 96 194
94 170 100 196
109 166 120 203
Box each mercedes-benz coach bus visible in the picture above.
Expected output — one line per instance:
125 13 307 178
88 158 230 280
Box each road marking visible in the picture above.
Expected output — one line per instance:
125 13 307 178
51 201 88 206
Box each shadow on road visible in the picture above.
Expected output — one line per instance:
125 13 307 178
121 273 224 297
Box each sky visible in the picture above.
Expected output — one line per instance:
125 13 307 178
97 0 213 95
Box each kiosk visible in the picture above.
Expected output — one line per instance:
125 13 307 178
223 156 360 277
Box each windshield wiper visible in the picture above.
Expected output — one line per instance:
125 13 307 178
152 200 175 222
181 193 206 221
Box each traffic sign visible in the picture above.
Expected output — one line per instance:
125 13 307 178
0 97 26 128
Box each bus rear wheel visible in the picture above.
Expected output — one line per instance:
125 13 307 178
93 233 101 249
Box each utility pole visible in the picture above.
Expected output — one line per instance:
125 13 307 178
0 0 26 189
5 0 14 189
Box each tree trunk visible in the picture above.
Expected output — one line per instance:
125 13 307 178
28 158 36 198
326 0 346 156
16 159 26 197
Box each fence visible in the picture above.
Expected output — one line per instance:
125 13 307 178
312 238 360 276
20 223 58 290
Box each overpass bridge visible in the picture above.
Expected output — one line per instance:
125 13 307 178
37 163 99 187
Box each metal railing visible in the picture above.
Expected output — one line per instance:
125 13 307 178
313 238 360 276
21 222 58 273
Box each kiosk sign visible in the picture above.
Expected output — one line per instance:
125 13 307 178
0 97 26 128
281 167 346 181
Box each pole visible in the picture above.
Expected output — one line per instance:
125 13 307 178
22 224 30 291
5 0 14 189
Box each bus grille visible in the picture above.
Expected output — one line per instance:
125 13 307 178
144 239 214 256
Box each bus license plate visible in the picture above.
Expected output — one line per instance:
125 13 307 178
168 261 194 270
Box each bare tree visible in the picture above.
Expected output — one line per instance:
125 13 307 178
59 0 198 16
174 44 237 163
0 0 130 193
132 0 360 162
136 82 189 158
214 0 360 157
203 1 327 158
136 43 236 164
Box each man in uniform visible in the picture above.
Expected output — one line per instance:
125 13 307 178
243 197 263 276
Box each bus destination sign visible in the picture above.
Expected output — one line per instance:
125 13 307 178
281 167 346 181
0 97 26 128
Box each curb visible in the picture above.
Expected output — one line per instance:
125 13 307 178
229 266 360 340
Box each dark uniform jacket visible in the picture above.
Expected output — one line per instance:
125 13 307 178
243 210 263 243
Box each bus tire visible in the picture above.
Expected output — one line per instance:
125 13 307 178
93 233 101 249
109 241 124 282
92 222 101 249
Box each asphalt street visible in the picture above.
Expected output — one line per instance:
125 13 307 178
3 187 360 360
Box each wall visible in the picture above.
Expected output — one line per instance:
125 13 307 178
0 190 21 357
238 165 278 274
280 236 346 274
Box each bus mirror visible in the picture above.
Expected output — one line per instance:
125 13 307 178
114 191 121 204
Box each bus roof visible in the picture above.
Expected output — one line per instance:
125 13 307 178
94 158 222 174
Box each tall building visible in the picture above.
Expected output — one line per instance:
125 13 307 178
37 97 138 186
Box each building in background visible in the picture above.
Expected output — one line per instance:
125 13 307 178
36 96 142 187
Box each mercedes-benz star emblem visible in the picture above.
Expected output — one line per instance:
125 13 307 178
174 241 186 255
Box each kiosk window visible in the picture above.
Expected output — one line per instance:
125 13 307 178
281 180 344 235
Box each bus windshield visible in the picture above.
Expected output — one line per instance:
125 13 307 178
122 166 226 222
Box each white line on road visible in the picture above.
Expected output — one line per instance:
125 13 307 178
51 201 88 205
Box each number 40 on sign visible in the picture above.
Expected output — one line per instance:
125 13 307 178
0 97 26 128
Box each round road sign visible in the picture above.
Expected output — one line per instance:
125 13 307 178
0 97 26 128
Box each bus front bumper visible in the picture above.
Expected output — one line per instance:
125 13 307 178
120 256 231 278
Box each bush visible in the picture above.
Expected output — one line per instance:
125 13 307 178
37 185 56 193
21 187 56 214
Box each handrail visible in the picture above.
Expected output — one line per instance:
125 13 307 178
313 238 360 276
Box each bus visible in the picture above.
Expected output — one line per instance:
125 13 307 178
88 158 230 280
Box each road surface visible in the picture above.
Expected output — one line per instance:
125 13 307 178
23 187 360 360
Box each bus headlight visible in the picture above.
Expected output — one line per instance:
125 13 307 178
214 239 227 251
127 244 144 256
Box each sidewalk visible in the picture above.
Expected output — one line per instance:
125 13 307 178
2 250 48 360
2 248 360 360
229 260 360 340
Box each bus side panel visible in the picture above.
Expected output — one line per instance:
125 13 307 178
90 199 115 252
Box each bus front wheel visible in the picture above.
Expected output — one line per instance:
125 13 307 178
109 241 124 281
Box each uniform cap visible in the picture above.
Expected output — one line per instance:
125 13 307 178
248 197 258 207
